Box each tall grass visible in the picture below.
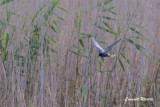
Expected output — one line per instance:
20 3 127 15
0 0 159 107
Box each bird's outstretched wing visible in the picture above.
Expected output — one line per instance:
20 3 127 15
104 38 121 53
91 38 104 53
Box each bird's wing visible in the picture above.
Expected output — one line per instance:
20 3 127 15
91 38 104 53
104 38 121 53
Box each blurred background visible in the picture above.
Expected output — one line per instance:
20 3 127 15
0 0 160 107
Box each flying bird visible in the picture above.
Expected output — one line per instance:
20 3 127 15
91 37 121 57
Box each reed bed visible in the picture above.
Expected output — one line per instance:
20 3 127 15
0 0 159 107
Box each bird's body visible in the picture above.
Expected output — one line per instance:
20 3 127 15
99 53 110 57
91 37 121 57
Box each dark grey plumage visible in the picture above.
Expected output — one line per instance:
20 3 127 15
92 38 121 57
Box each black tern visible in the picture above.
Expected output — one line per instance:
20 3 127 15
91 37 121 57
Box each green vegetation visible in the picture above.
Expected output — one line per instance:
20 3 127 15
0 0 159 107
